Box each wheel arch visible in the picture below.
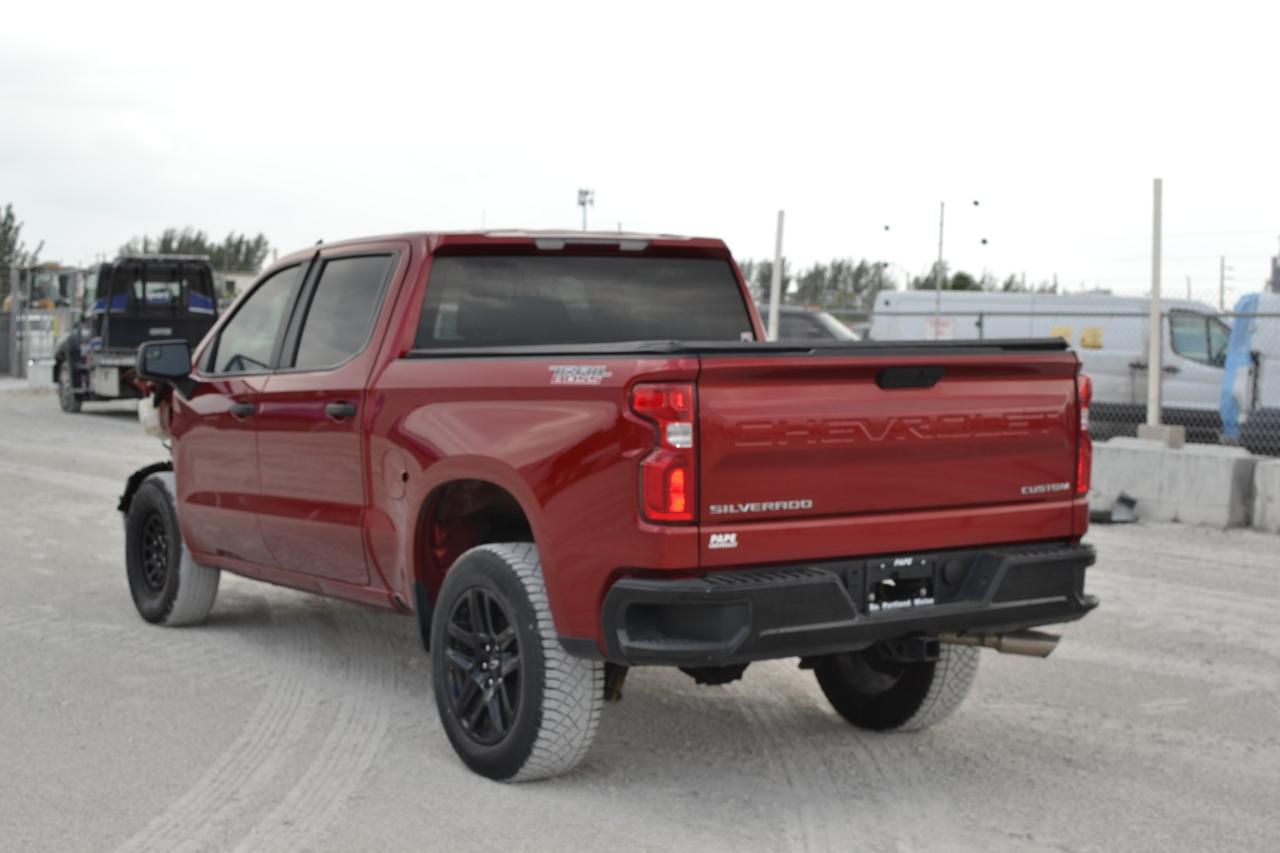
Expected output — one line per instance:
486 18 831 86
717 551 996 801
118 461 175 515
410 468 544 650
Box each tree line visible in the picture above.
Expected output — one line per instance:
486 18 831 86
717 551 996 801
3 201 277 304
0 203 43 302
739 257 1058 314
120 227 271 273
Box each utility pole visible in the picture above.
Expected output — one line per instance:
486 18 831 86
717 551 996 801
767 210 785 341
1146 178 1163 428
1218 255 1233 311
577 189 594 230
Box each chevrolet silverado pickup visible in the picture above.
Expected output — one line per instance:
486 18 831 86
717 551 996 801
120 230 1097 782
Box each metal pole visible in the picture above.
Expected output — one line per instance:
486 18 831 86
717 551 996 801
1146 178 1163 427
934 201 945 337
767 210 785 341
1219 255 1225 311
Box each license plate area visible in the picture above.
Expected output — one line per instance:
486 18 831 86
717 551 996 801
866 556 936 614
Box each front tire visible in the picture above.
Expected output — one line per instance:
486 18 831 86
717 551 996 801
813 643 979 732
58 361 81 413
124 473 220 626
430 543 603 782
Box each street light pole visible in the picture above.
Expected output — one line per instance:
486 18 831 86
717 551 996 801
1146 178 1163 428
577 189 594 230
767 210 785 341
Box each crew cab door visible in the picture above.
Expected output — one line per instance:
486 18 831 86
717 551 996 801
172 262 308 565
254 245 405 585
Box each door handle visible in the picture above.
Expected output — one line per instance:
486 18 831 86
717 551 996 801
229 401 255 419
1163 365 1180 374
325 401 358 420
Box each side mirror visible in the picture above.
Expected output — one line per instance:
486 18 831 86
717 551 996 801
136 339 192 382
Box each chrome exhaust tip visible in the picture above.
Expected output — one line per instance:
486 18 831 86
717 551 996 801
939 629 1061 658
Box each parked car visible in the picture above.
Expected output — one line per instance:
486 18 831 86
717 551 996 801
871 290 1230 442
120 230 1097 782
761 305 861 341
54 255 219 412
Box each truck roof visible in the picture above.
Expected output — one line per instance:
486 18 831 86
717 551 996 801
112 254 214 265
276 230 733 265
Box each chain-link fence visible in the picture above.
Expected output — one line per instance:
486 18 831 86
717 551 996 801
864 300 1280 457
1 308 77 380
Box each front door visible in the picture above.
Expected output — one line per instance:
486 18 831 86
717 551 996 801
1164 311 1230 412
172 262 308 565
255 247 404 585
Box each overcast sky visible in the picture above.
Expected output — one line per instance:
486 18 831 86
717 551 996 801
3 1 1278 304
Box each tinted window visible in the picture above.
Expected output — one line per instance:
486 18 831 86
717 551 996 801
415 256 754 348
211 265 303 374
293 255 394 370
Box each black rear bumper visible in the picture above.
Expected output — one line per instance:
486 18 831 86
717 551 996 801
600 542 1097 666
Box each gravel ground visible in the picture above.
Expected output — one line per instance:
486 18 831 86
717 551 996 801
1 389 1278 853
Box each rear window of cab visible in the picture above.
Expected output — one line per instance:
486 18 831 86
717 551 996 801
414 255 755 348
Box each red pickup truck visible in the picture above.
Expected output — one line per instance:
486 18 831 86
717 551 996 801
121 230 1097 782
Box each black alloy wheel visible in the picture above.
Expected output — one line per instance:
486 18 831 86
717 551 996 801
442 587 521 746
139 512 170 593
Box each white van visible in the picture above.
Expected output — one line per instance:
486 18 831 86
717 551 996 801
1223 291 1280 454
869 290 1231 441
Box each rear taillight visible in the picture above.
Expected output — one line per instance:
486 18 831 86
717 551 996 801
1077 373 1093 495
631 382 696 522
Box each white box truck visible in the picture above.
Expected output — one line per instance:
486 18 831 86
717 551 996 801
869 290 1231 442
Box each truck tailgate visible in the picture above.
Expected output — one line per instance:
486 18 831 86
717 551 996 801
697 351 1080 526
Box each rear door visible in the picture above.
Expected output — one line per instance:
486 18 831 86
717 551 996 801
254 245 405 584
697 350 1079 524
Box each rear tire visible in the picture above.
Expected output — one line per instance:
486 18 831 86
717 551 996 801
124 473 219 626
58 361 81 413
813 643 979 732
430 543 603 782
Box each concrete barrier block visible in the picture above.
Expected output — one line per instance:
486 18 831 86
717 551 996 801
1091 438 1256 528
1090 438 1175 522
1254 460 1280 533
1160 444 1255 527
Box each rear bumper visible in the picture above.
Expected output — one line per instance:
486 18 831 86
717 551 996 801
599 542 1097 665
